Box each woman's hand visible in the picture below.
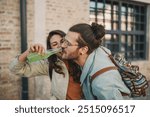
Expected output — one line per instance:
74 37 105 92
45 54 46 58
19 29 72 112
29 43 45 55
18 43 45 62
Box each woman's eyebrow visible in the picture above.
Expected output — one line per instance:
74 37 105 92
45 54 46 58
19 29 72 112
50 41 58 44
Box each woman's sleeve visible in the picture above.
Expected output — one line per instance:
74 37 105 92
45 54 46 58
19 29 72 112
9 56 49 77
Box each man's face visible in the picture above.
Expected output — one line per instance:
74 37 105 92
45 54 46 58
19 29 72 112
61 31 80 60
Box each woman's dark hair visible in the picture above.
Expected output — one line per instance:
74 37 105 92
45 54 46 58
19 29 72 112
47 30 66 79
69 22 105 54
47 30 81 82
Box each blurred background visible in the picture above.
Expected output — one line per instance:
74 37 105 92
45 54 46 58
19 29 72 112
0 0 150 100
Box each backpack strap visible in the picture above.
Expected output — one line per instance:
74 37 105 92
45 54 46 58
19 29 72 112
91 66 117 81
100 47 119 67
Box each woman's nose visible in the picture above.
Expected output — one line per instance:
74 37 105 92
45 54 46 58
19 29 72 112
60 42 66 48
57 43 61 48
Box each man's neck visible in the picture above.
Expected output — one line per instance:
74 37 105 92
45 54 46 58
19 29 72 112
74 54 88 67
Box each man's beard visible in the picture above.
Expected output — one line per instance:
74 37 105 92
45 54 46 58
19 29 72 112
62 49 79 60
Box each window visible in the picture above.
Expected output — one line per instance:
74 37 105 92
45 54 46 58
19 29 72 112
90 0 147 60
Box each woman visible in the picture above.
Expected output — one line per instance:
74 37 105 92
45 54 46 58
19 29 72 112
9 30 82 100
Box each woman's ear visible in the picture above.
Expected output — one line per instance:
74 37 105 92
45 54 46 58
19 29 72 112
79 46 89 55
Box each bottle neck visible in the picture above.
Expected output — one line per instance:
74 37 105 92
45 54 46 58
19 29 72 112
47 48 62 54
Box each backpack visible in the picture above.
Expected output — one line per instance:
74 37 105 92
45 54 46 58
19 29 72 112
91 47 149 97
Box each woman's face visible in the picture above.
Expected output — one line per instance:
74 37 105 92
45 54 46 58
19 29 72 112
49 34 63 57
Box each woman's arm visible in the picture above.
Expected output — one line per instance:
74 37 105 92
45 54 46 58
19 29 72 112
9 44 48 77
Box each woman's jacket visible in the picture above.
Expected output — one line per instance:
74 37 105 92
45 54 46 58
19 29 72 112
9 57 69 100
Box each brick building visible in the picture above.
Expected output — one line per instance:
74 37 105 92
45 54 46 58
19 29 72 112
0 0 150 99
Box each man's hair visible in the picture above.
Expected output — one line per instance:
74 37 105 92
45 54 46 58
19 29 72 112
69 22 105 54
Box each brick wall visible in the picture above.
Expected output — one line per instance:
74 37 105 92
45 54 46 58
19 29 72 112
45 0 89 34
0 0 150 100
0 0 21 99
0 0 34 99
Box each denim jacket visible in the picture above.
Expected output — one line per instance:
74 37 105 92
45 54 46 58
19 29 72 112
80 47 130 100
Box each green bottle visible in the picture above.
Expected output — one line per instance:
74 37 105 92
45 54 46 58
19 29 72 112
27 48 62 63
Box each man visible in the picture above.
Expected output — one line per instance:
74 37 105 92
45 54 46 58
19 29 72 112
60 23 130 100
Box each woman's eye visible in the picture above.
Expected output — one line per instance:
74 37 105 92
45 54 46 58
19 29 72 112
50 42 58 47
52 43 58 46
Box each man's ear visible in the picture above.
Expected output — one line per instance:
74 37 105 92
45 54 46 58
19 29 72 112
79 46 89 55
